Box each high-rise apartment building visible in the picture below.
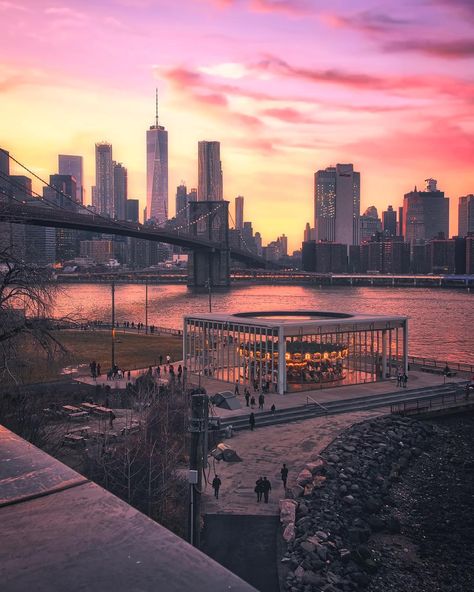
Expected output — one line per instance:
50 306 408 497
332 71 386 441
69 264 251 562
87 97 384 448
235 195 244 229
176 184 188 216
126 199 139 223
359 206 382 243
188 188 197 203
94 143 114 216
458 195 474 237
113 162 127 220
314 164 360 246
198 141 223 201
146 92 168 224
403 179 449 244
382 205 397 237
58 155 84 204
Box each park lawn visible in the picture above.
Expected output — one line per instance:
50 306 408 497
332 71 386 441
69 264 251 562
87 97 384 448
10 330 183 385
55 330 183 372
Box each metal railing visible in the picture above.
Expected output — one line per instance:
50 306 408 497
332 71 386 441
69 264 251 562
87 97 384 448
391 382 472 416
305 394 328 413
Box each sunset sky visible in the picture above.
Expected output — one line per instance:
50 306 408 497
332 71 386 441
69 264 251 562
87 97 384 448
1 0 473 250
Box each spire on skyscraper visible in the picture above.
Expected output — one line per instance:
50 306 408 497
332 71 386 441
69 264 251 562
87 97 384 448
155 88 159 127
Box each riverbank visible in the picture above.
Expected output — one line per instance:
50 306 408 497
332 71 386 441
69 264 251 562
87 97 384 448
282 412 474 592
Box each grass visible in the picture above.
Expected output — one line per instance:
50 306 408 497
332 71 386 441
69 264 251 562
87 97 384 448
56 329 183 371
9 330 183 385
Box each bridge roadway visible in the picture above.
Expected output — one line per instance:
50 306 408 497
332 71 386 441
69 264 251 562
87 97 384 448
0 201 266 268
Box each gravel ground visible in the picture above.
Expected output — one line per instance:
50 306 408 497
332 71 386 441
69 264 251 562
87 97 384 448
367 413 474 592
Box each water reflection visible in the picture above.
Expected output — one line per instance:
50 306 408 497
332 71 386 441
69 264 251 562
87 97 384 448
53 284 473 364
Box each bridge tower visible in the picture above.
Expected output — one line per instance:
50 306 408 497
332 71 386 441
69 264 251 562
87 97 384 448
187 201 230 289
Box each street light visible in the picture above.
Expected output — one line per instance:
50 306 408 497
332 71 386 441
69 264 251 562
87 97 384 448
205 277 212 313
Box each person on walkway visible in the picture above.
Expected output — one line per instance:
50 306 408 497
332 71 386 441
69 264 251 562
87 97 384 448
249 412 256 431
96 363 101 377
212 475 221 499
396 370 402 387
178 365 182 380
109 410 116 429
258 393 265 410
234 381 240 396
250 395 256 409
245 389 250 407
127 370 131 381
166 354 171 364
402 373 408 388
90 360 97 379
271 403 276 414
255 477 263 502
262 477 271 503
280 464 288 489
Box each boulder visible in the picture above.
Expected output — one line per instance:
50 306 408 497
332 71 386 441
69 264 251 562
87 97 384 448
283 522 295 542
279 498 297 526
296 468 313 486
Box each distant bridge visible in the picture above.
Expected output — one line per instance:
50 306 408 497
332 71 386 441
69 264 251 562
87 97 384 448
0 200 267 275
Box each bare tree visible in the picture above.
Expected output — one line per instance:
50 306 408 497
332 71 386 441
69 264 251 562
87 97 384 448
0 247 66 385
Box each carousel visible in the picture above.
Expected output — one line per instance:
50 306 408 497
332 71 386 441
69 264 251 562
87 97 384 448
238 340 349 385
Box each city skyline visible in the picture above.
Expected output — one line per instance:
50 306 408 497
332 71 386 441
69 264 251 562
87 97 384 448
1 0 473 249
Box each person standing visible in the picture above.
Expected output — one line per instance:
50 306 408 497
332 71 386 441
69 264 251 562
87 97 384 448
258 393 265 410
249 412 256 431
402 373 408 388
212 475 222 499
245 389 250 407
280 464 289 489
262 477 271 503
97 363 101 377
234 381 240 396
250 395 256 409
255 477 263 502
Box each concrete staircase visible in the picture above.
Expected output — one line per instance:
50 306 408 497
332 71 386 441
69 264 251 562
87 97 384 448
220 383 463 432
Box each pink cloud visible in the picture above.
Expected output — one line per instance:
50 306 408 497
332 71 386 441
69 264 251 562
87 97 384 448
322 10 412 35
250 0 311 16
261 107 316 123
161 66 263 129
384 38 474 59
345 119 474 168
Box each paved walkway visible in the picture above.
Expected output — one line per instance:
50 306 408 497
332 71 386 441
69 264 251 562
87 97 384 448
202 409 384 516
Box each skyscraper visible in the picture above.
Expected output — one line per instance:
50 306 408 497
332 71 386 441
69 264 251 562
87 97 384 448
113 162 127 220
402 179 449 243
235 195 244 230
359 206 382 243
58 155 84 204
146 90 168 224
126 199 139 223
94 142 114 216
458 195 474 237
382 205 397 237
176 184 188 216
314 164 360 246
198 141 223 201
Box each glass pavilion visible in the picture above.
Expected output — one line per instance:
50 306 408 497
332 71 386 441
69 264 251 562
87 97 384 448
183 311 408 395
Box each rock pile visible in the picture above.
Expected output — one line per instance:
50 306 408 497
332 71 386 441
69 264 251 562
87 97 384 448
281 415 434 592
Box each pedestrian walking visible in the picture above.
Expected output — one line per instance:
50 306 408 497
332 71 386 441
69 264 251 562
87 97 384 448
402 373 408 388
255 477 263 502
271 403 276 414
250 395 256 409
96 363 101 377
245 390 250 407
212 475 221 499
249 412 256 431
127 370 131 381
280 464 288 488
166 354 171 364
234 381 240 396
262 477 271 503
258 393 265 410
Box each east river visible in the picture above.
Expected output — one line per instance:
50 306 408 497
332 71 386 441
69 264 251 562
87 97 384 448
53 284 474 364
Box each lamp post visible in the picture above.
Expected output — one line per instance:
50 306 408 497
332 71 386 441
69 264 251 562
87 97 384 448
111 281 115 370
145 279 149 334
206 277 212 313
